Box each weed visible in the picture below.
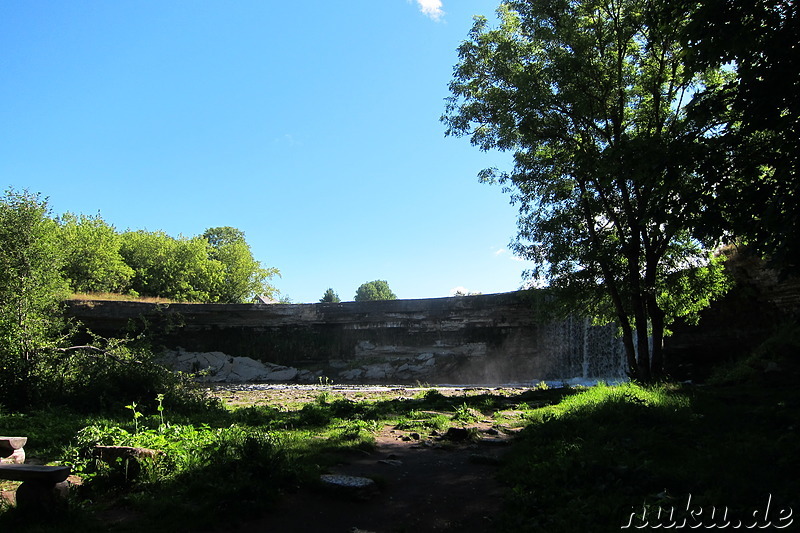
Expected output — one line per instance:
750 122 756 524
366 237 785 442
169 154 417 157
451 402 481 424
125 402 143 434
155 394 165 430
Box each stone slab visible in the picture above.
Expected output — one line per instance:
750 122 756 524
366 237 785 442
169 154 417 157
0 465 70 483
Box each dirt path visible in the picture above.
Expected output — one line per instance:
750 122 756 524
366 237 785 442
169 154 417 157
225 422 512 533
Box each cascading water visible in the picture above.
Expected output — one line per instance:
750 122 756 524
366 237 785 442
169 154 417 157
538 315 628 383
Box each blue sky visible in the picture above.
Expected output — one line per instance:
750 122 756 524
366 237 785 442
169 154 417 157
1 0 533 303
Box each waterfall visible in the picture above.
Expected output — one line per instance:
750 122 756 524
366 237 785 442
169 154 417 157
540 315 627 382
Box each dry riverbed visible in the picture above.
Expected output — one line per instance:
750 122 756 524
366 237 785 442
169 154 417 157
206 383 539 533
206 383 536 410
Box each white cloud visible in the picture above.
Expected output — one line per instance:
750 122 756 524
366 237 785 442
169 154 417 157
414 0 444 21
493 247 526 262
449 286 469 297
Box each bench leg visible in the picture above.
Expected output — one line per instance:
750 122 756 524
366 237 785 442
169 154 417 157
14 480 68 513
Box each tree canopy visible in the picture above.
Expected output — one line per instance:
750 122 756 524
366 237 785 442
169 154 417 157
443 0 731 381
0 189 68 406
202 226 280 303
116 228 279 303
320 288 341 303
684 0 800 274
8 206 281 304
354 280 397 302
58 212 134 294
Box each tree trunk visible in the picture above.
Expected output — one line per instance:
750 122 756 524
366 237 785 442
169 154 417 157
619 319 639 380
633 307 652 383
648 296 666 380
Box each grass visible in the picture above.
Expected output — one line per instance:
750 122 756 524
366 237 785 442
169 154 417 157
67 292 183 304
2 352 798 532
497 377 800 531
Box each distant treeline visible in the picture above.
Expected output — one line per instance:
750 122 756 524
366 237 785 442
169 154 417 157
57 213 278 303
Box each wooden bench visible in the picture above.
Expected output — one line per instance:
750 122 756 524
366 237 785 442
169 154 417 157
0 436 27 464
0 464 71 512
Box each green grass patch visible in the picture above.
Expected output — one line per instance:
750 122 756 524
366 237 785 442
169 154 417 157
497 381 800 531
3 361 798 533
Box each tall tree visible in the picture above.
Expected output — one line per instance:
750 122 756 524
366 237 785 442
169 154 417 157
443 0 729 381
354 280 397 302
58 212 134 294
684 0 800 274
202 226 280 303
202 226 246 248
0 189 68 406
119 230 224 302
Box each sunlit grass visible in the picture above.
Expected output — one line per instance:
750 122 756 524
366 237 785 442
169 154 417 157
2 376 797 532
67 292 181 304
498 381 799 532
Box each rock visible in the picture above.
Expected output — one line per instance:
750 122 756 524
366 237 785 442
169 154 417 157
230 357 270 381
469 453 501 465
339 368 364 381
160 349 299 383
263 365 299 381
478 437 511 446
444 427 471 441
319 474 378 500
296 370 316 382
363 363 392 381
197 351 230 372
212 361 234 382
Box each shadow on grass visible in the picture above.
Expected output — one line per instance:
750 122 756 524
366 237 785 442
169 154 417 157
9 379 796 533
497 381 800 532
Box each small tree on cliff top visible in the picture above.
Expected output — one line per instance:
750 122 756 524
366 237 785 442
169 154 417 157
320 288 341 303
354 280 397 302
443 0 730 381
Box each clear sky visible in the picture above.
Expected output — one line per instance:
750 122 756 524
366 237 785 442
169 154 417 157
1 0 533 303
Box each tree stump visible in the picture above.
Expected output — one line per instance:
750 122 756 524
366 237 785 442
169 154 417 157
92 445 164 481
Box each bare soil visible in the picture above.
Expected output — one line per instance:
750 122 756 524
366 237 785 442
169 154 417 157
214 385 522 533
3 386 526 532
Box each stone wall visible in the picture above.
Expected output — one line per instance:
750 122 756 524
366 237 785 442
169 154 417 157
66 292 627 385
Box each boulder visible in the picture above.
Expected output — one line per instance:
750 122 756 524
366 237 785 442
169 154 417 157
263 364 299 381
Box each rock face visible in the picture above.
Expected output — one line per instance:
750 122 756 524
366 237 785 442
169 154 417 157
161 349 305 383
68 292 628 384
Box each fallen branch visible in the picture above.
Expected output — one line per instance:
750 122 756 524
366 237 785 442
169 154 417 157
56 345 142 364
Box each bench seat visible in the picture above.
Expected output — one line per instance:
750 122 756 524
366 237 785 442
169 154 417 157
0 464 72 512
0 464 70 483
